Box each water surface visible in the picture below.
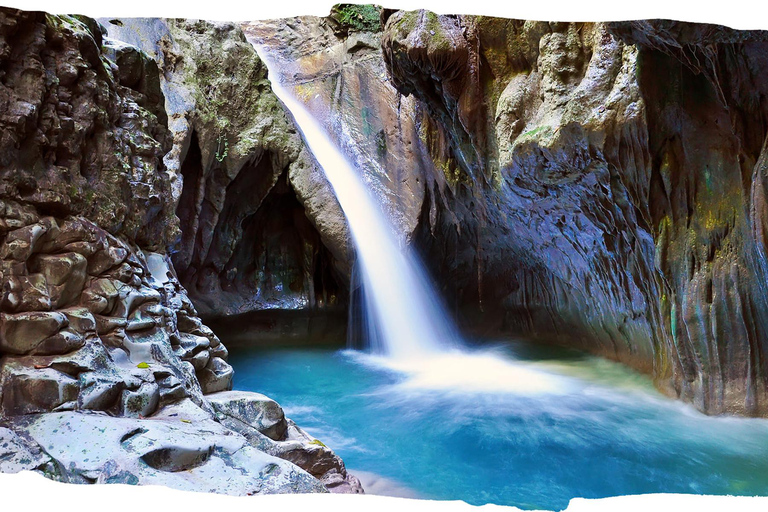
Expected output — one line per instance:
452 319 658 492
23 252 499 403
230 341 768 510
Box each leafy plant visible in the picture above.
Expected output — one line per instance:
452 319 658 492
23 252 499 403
215 134 229 163
331 4 381 34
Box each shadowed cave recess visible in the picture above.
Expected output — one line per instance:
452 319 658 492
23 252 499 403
172 131 348 347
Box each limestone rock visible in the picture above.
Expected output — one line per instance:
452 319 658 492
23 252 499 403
0 6 356 498
0 312 70 355
207 390 287 441
0 363 79 415
197 357 234 395
380 11 768 416
0 427 56 475
101 18 351 337
208 391 363 494
11 411 327 494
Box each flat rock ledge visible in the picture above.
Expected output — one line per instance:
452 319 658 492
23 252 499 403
1 391 362 495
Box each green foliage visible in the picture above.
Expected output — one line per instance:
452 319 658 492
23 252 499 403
215 134 229 163
331 4 381 33
309 439 327 447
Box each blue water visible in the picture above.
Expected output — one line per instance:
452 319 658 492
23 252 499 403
229 341 768 510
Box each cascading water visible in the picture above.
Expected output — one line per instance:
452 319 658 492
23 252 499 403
254 46 571 396
255 47 460 360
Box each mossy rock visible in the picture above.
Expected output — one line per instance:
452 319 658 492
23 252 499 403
328 4 382 37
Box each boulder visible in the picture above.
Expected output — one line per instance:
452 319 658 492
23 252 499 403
206 392 364 494
197 357 233 394
122 381 160 418
0 311 76 355
1 274 51 312
12 411 327 494
30 252 88 307
78 372 123 410
207 390 287 441
1 363 79 415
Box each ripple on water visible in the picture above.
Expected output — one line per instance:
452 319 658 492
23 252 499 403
230 343 768 509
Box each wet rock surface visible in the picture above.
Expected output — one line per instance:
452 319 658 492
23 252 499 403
244 6 768 417
0 7 360 496
3 408 326 493
4 0 768 499
100 17 351 345
380 12 768 415
208 390 364 493
242 8 768 416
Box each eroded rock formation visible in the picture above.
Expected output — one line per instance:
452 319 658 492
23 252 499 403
100 17 352 345
249 6 768 417
4 4 768 500
380 12 768 416
0 7 361 494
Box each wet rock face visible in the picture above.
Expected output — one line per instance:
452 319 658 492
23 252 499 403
0 9 228 417
0 198 231 417
0 10 174 251
382 13 662 368
5 407 327 493
243 12 430 247
101 18 351 341
0 7 363 496
607 21 768 414
207 390 363 494
380 12 768 415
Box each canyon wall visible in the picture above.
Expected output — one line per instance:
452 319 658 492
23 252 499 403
3 8 768 498
250 6 768 417
0 7 360 494
100 17 352 346
380 12 768 416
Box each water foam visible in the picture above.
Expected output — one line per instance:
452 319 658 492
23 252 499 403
345 348 570 396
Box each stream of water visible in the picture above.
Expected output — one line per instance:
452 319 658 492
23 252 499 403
255 46 460 359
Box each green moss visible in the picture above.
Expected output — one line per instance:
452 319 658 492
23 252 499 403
309 439 327 447
361 106 373 137
375 129 387 158
520 125 549 139
422 11 451 52
331 4 382 33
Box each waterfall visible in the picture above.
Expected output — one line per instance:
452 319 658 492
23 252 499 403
255 48 461 360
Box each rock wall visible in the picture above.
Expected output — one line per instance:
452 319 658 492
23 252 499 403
248 6 768 417
100 17 352 345
382 12 663 373
0 7 361 495
0 8 232 416
380 11 768 416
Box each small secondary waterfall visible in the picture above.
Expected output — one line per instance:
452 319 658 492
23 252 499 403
256 48 460 359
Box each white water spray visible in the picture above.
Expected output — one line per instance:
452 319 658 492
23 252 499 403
256 48 460 360
254 46 570 395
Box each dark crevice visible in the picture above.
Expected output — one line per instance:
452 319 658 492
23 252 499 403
172 135 347 346
173 130 204 279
